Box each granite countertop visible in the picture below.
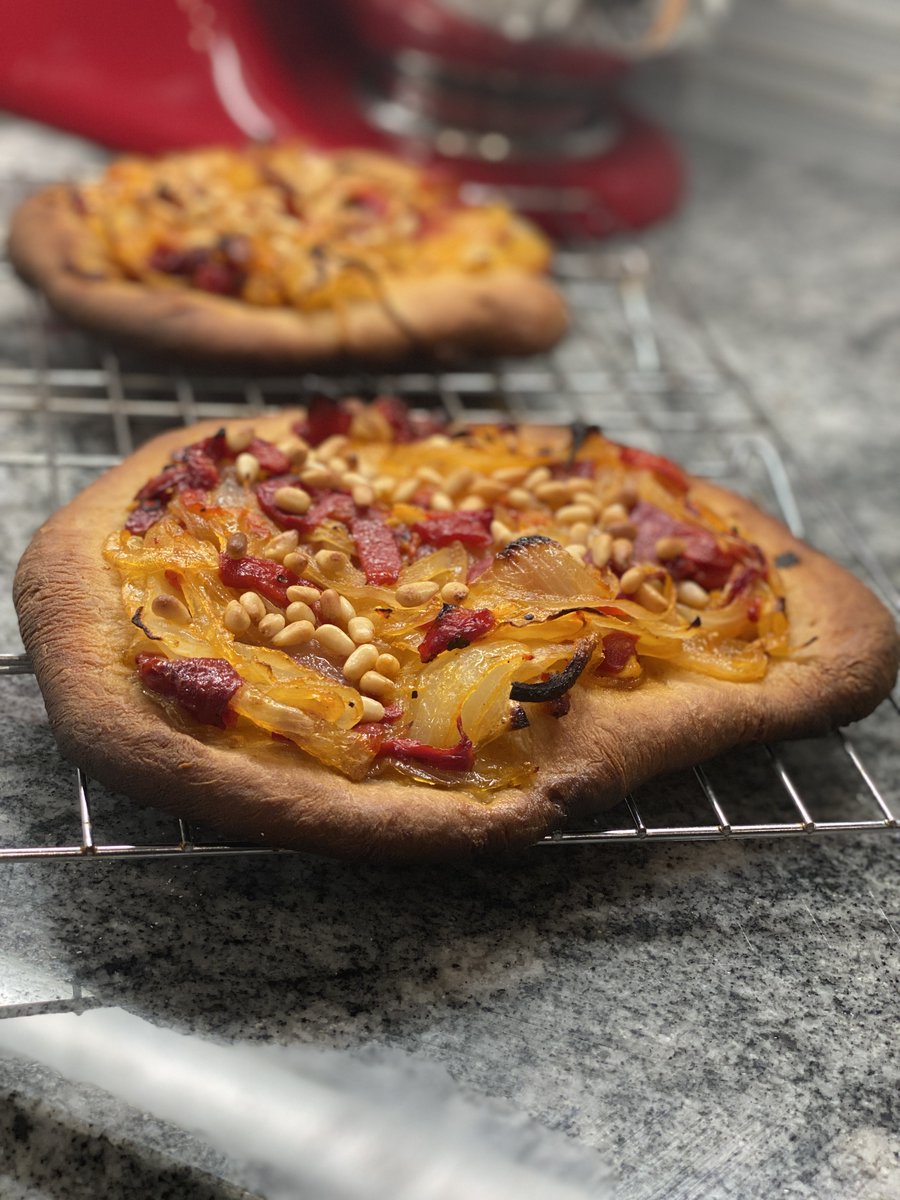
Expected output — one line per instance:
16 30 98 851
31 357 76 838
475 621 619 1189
0 117 897 1200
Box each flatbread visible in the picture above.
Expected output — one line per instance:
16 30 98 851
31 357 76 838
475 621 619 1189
13 411 898 861
7 145 568 367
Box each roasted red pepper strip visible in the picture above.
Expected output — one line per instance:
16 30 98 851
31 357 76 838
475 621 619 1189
412 510 493 550
247 438 291 476
418 605 496 663
373 395 447 443
256 478 357 534
136 653 241 728
619 446 688 493
127 440 222 533
350 513 402 585
377 727 475 773
292 396 353 447
631 501 742 593
596 631 639 676
218 554 302 607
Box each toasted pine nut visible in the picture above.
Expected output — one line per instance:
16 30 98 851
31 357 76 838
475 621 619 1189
601 502 629 525
493 466 529 485
315 623 355 658
565 543 587 562
286 584 319 605
344 643 379 682
276 438 309 466
263 530 299 561
677 580 710 609
347 616 375 645
534 481 570 508
445 468 474 497
151 594 191 624
259 613 286 639
225 531 248 560
225 425 255 453
524 466 551 490
318 588 344 626
572 491 601 512
637 581 669 612
556 503 595 525
235 452 260 484
458 495 487 512
317 434 349 458
506 487 532 510
299 464 337 489
360 696 386 723
471 479 506 502
372 474 394 500
569 522 591 546
430 491 454 512
283 551 310 576
656 536 686 561
441 581 469 605
359 670 396 702
286 600 316 625
417 466 443 486
618 483 640 511
589 532 613 568
341 471 368 489
351 483 375 508
393 478 420 503
273 485 311 515
271 620 315 648
375 653 401 680
395 580 440 608
619 566 646 595
240 592 267 622
490 519 512 545
611 537 633 571
605 519 638 540
314 549 350 576
223 599 251 634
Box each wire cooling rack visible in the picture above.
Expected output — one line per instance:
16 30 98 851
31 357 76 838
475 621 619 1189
0 238 896 861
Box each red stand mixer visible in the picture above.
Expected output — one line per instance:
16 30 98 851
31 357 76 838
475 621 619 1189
0 0 724 232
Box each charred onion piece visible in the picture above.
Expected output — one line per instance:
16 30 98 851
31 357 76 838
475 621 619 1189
509 637 597 703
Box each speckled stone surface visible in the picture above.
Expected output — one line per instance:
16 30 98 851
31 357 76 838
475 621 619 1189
0 115 898 1199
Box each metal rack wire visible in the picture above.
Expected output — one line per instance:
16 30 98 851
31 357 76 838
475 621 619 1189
0 238 896 861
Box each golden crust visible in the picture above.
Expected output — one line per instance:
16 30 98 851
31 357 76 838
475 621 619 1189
13 414 899 861
7 186 568 367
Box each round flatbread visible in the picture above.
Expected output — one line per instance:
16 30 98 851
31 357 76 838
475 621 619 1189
13 409 898 861
7 146 568 367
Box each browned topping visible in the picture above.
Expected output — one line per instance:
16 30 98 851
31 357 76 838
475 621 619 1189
225 532 248 559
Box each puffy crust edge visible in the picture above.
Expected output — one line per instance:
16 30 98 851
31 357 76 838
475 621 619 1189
7 186 568 367
13 414 899 862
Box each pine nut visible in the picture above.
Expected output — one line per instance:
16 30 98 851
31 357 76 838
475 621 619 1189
263 530 299 561
534 481 570 508
565 544 587 562
315 623 355 658
441 581 469 605
569 522 591 546
286 584 319 605
393 478 420 503
359 670 396 702
317 434 349 458
223 599 251 634
493 466 528 484
430 491 454 512
524 466 551 489
372 474 394 500
273 485 311 515
619 566 646 595
611 537 633 571
375 653 401 680
445 468 474 497
506 488 532 510
286 600 316 625
151 594 191 624
225 531 248 559
314 549 350 576
276 438 309 466
351 483 375 508
300 464 337 489
618 483 639 511
490 519 512 545
360 696 386 723
556 503 595 525
283 551 310 575
318 588 343 626
471 479 506 502
240 592 267 622
637 581 669 612
601 502 629 525
271 620 315 648
259 613 286 639
417 466 443 486
572 491 601 513
656 536 686 561
225 425 255 453
458 495 486 512
606 519 638 540
395 581 440 608
344 643 379 682
589 532 613 568
347 616 375 645
677 580 710 609
235 452 260 484
341 471 368 489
